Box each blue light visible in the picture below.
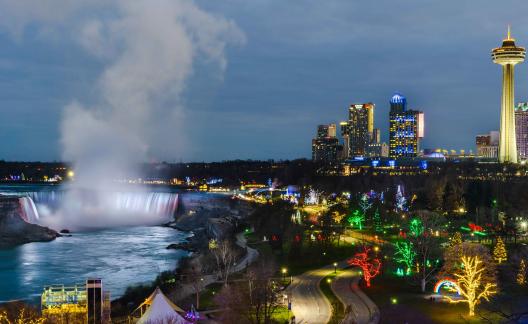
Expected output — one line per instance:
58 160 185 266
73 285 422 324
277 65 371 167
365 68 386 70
390 92 406 104
372 160 380 167
354 156 365 161
388 160 396 167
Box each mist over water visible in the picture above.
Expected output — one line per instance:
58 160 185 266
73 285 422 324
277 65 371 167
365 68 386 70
5 0 244 229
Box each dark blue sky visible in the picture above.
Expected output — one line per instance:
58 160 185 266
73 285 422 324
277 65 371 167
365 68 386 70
0 0 528 161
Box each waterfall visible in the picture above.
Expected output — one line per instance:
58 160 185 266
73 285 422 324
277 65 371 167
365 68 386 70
5 190 179 226
18 196 40 224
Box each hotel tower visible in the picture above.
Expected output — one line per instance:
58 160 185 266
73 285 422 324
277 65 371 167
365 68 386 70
492 27 525 163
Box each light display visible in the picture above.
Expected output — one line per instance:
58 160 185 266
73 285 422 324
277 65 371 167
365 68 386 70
517 259 526 285
305 188 320 205
372 208 382 233
444 256 497 317
493 237 507 264
409 218 424 237
359 193 372 215
449 232 463 247
395 185 407 212
347 210 365 230
394 241 416 274
433 278 461 296
348 246 381 287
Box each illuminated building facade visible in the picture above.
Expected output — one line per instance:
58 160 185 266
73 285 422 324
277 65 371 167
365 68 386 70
389 93 424 158
515 102 528 160
41 279 111 324
340 121 350 159
344 103 375 157
312 124 339 162
492 27 525 163
476 131 499 158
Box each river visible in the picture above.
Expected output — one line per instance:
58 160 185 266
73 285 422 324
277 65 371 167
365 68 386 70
0 184 189 303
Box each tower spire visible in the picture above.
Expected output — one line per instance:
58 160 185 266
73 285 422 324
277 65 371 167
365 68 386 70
508 25 511 40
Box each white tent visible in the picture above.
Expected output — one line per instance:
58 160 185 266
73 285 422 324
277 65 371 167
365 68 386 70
137 288 189 324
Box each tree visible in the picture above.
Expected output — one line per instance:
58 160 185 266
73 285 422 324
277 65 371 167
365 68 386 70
348 246 381 287
209 239 237 286
450 232 463 247
493 237 507 264
359 193 372 216
442 242 497 317
372 208 382 233
214 260 281 324
181 257 205 309
394 241 416 274
409 218 424 237
409 211 443 292
0 303 46 324
517 259 526 285
347 210 365 230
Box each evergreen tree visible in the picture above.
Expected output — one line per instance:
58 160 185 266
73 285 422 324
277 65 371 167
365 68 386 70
493 237 507 264
449 232 463 247
373 208 382 233
517 259 526 285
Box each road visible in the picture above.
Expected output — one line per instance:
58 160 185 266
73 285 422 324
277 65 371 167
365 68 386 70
331 268 379 324
289 267 333 324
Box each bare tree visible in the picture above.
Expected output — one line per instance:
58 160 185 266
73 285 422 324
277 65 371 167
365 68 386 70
209 239 236 286
181 257 205 309
214 260 282 324
408 210 443 292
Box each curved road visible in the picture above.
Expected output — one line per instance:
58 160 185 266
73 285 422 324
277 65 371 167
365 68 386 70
331 268 379 324
289 267 333 324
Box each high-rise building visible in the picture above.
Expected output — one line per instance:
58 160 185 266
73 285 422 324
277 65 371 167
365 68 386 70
516 102 528 160
341 103 374 157
339 121 350 159
492 27 525 163
312 124 339 163
476 131 499 158
389 92 424 158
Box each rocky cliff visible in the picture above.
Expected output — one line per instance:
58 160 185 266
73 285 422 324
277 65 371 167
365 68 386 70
0 196 59 248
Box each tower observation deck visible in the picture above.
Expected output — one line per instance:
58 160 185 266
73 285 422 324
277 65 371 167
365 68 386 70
492 26 525 163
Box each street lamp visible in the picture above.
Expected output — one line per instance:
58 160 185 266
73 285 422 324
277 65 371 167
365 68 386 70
281 267 288 282
333 262 338 273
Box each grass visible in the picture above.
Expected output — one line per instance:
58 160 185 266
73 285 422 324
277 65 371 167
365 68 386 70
362 274 503 323
319 271 345 324
272 306 293 323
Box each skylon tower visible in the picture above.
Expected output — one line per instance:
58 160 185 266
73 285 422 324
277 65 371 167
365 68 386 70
492 26 525 163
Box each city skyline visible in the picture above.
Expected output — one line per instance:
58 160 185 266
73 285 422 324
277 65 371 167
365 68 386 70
1 1 528 161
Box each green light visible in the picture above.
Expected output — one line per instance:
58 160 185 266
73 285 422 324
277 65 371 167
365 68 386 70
391 297 398 304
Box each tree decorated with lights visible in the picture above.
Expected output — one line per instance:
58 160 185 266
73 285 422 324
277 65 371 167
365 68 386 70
409 218 424 237
442 242 497 317
348 246 381 287
517 259 526 285
394 241 416 274
372 208 382 233
409 211 444 292
347 210 365 230
359 193 372 216
395 185 407 212
450 232 463 247
493 237 507 264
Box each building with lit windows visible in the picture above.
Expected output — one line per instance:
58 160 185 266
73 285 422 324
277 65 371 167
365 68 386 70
312 124 339 163
476 131 499 158
345 103 374 157
340 121 350 159
389 93 424 158
516 102 528 160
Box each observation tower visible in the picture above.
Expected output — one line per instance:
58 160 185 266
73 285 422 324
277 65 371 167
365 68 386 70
492 26 525 163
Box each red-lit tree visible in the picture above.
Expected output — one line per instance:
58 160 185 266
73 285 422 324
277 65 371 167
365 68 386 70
348 246 381 287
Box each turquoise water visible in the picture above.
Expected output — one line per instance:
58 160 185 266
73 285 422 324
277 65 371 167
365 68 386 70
0 226 189 302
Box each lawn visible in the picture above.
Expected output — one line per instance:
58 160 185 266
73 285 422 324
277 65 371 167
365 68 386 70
362 274 503 324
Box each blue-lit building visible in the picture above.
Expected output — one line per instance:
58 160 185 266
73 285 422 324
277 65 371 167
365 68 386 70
389 92 424 158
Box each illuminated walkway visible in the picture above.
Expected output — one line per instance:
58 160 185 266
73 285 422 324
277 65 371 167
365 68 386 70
331 268 379 324
289 267 332 324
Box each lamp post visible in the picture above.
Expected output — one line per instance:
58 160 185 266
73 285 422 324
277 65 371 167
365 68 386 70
333 262 338 274
281 267 288 283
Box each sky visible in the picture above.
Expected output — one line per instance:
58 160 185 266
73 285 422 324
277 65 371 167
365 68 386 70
0 0 528 162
